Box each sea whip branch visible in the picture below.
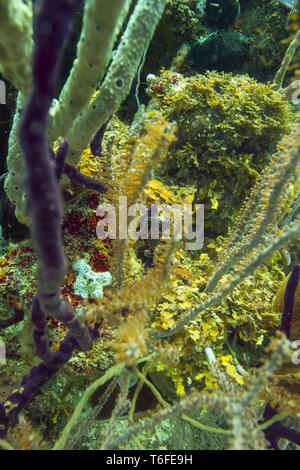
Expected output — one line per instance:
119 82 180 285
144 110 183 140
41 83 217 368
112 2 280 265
19 0 92 351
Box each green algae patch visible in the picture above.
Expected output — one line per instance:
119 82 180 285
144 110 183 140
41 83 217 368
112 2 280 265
149 70 293 235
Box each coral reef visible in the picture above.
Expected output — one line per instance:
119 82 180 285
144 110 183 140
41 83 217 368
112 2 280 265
0 0 299 453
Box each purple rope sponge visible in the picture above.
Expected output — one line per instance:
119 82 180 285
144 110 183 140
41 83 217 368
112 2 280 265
280 264 300 339
19 0 92 351
0 0 99 439
0 0 98 438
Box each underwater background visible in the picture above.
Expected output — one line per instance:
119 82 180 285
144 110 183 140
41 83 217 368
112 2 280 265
0 0 299 450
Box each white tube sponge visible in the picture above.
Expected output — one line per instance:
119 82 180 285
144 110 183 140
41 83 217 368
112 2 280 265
49 0 132 142
0 0 33 224
4 93 30 225
65 0 168 167
0 0 33 94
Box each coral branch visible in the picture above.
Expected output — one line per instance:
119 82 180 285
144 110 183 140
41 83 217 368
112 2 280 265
65 0 169 166
0 302 24 329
